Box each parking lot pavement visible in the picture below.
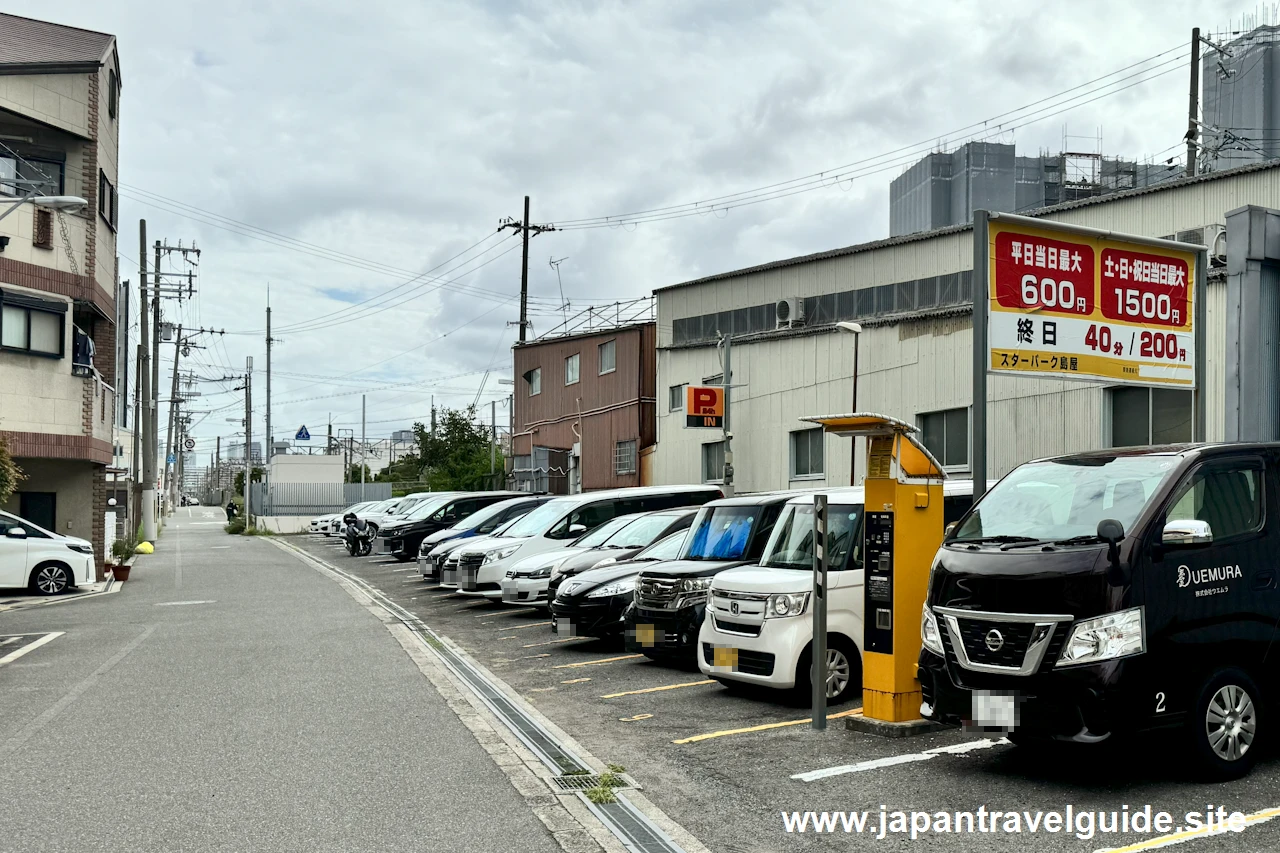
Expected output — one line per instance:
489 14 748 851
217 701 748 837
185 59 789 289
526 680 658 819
295 533 1280 853
0 579 117 613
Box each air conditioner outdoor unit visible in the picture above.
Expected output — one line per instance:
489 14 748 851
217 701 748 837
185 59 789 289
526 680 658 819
775 297 806 329
1210 226 1227 267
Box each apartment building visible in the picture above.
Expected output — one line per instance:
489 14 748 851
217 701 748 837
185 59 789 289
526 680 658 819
0 14 122 578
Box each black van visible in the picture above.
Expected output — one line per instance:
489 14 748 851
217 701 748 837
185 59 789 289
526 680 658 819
378 491 527 562
919 444 1278 778
623 492 796 661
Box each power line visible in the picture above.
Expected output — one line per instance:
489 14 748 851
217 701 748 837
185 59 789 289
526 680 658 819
550 47 1190 230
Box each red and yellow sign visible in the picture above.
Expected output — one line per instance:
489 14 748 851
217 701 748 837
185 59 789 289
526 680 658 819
988 221 1198 388
685 385 724 428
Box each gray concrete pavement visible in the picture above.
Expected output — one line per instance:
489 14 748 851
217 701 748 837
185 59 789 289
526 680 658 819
0 509 565 853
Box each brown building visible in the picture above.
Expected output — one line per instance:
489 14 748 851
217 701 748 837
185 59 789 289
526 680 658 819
0 14 122 578
510 317 656 493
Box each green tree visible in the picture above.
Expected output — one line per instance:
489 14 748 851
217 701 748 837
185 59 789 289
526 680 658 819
347 463 373 482
414 406 503 490
376 452 423 483
0 436 24 505
234 466 265 496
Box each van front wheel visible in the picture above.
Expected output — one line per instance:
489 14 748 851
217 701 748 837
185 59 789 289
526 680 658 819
1188 668 1261 780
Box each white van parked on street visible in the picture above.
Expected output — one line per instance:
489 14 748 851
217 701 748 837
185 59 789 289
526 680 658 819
454 485 722 599
698 481 972 704
0 509 95 594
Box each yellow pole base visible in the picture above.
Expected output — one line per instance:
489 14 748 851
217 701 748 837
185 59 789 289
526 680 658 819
862 688 923 723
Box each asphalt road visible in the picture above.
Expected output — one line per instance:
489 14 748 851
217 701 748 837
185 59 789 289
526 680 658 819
292 534 1280 853
0 509 565 853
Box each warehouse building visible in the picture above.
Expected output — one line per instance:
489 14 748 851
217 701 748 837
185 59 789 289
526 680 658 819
651 160 1280 493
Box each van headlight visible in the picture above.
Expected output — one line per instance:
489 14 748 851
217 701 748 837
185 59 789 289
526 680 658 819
482 545 520 565
588 577 636 598
921 605 945 656
764 592 809 618
1056 607 1145 667
680 577 712 592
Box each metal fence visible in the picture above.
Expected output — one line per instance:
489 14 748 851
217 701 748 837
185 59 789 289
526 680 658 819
249 482 393 516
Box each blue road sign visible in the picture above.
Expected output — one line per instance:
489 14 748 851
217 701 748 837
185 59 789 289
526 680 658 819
295 425 311 441
166 453 176 465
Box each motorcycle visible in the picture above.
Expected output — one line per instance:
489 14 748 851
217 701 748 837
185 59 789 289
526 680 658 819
342 513 375 557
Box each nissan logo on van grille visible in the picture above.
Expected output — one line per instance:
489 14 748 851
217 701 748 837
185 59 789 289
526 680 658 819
984 629 1005 652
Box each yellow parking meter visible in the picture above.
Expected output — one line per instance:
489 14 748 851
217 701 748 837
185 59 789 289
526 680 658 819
799 413 945 725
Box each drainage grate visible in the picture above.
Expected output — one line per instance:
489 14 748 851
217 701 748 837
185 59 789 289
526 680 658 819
587 793 686 853
551 773 639 792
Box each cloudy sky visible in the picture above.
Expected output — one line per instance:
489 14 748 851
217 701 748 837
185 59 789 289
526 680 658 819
8 0 1268 455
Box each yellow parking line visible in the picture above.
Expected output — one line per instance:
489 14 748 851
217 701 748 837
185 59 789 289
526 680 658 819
522 638 586 648
478 608 537 617
561 678 592 684
552 654 646 669
673 709 863 744
601 680 715 699
506 621 553 630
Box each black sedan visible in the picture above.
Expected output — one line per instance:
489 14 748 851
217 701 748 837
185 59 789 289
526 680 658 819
549 529 687 639
547 508 696 599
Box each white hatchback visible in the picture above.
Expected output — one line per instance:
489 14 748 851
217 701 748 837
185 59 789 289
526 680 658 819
0 510 95 594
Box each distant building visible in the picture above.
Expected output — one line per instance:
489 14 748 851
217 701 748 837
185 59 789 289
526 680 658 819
510 300 656 493
889 142 1182 237
0 14 122 577
1202 25 1280 172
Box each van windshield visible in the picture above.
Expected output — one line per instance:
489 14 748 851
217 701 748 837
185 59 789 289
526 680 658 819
764 503 862 570
454 499 526 532
504 498 574 538
681 506 759 561
953 455 1180 542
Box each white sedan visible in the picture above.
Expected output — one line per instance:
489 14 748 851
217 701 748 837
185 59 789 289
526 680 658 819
0 510 94 594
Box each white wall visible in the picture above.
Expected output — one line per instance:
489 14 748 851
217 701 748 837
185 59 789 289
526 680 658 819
269 454 344 485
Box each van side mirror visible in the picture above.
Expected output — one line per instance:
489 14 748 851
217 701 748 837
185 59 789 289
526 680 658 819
568 523 587 536
944 521 958 538
1097 518 1127 586
1162 519 1213 546
6 527 27 539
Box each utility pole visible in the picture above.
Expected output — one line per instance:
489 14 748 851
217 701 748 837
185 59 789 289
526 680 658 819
139 220 157 542
151 240 162 521
1187 26 1201 177
265 302 273 462
132 342 143 531
498 197 556 343
164 323 184 514
360 394 367 498
215 435 221 499
490 399 497 481
244 357 253 521
722 332 734 497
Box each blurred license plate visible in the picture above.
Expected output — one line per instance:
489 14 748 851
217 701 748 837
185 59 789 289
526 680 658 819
635 624 656 647
557 618 575 636
971 690 1017 728
502 588 518 602
712 647 739 669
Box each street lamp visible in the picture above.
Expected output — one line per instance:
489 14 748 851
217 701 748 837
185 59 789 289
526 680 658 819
837 322 862 486
0 194 88 224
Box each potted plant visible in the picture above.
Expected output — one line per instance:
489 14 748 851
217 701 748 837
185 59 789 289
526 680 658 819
108 536 138 581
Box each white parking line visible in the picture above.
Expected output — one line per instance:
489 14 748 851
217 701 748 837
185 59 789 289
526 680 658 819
0 632 63 667
792 738 1009 782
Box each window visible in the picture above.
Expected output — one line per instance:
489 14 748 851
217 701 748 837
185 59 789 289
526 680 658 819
524 367 541 396
565 353 580 385
614 439 637 475
98 171 117 229
669 383 687 411
1167 463 1263 541
0 156 63 198
1 303 64 356
33 208 52 249
701 440 725 483
598 339 616 375
108 68 118 119
920 407 969 469
1110 387 1193 447
790 428 825 478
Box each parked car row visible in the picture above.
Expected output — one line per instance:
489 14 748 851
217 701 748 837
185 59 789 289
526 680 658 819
392 484 972 708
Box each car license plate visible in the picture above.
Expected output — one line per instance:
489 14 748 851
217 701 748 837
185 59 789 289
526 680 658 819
502 588 518 603
712 647 738 670
557 618 575 636
971 690 1018 729
635 623 656 647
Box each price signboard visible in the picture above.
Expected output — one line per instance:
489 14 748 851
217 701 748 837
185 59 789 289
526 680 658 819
987 220 1199 388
